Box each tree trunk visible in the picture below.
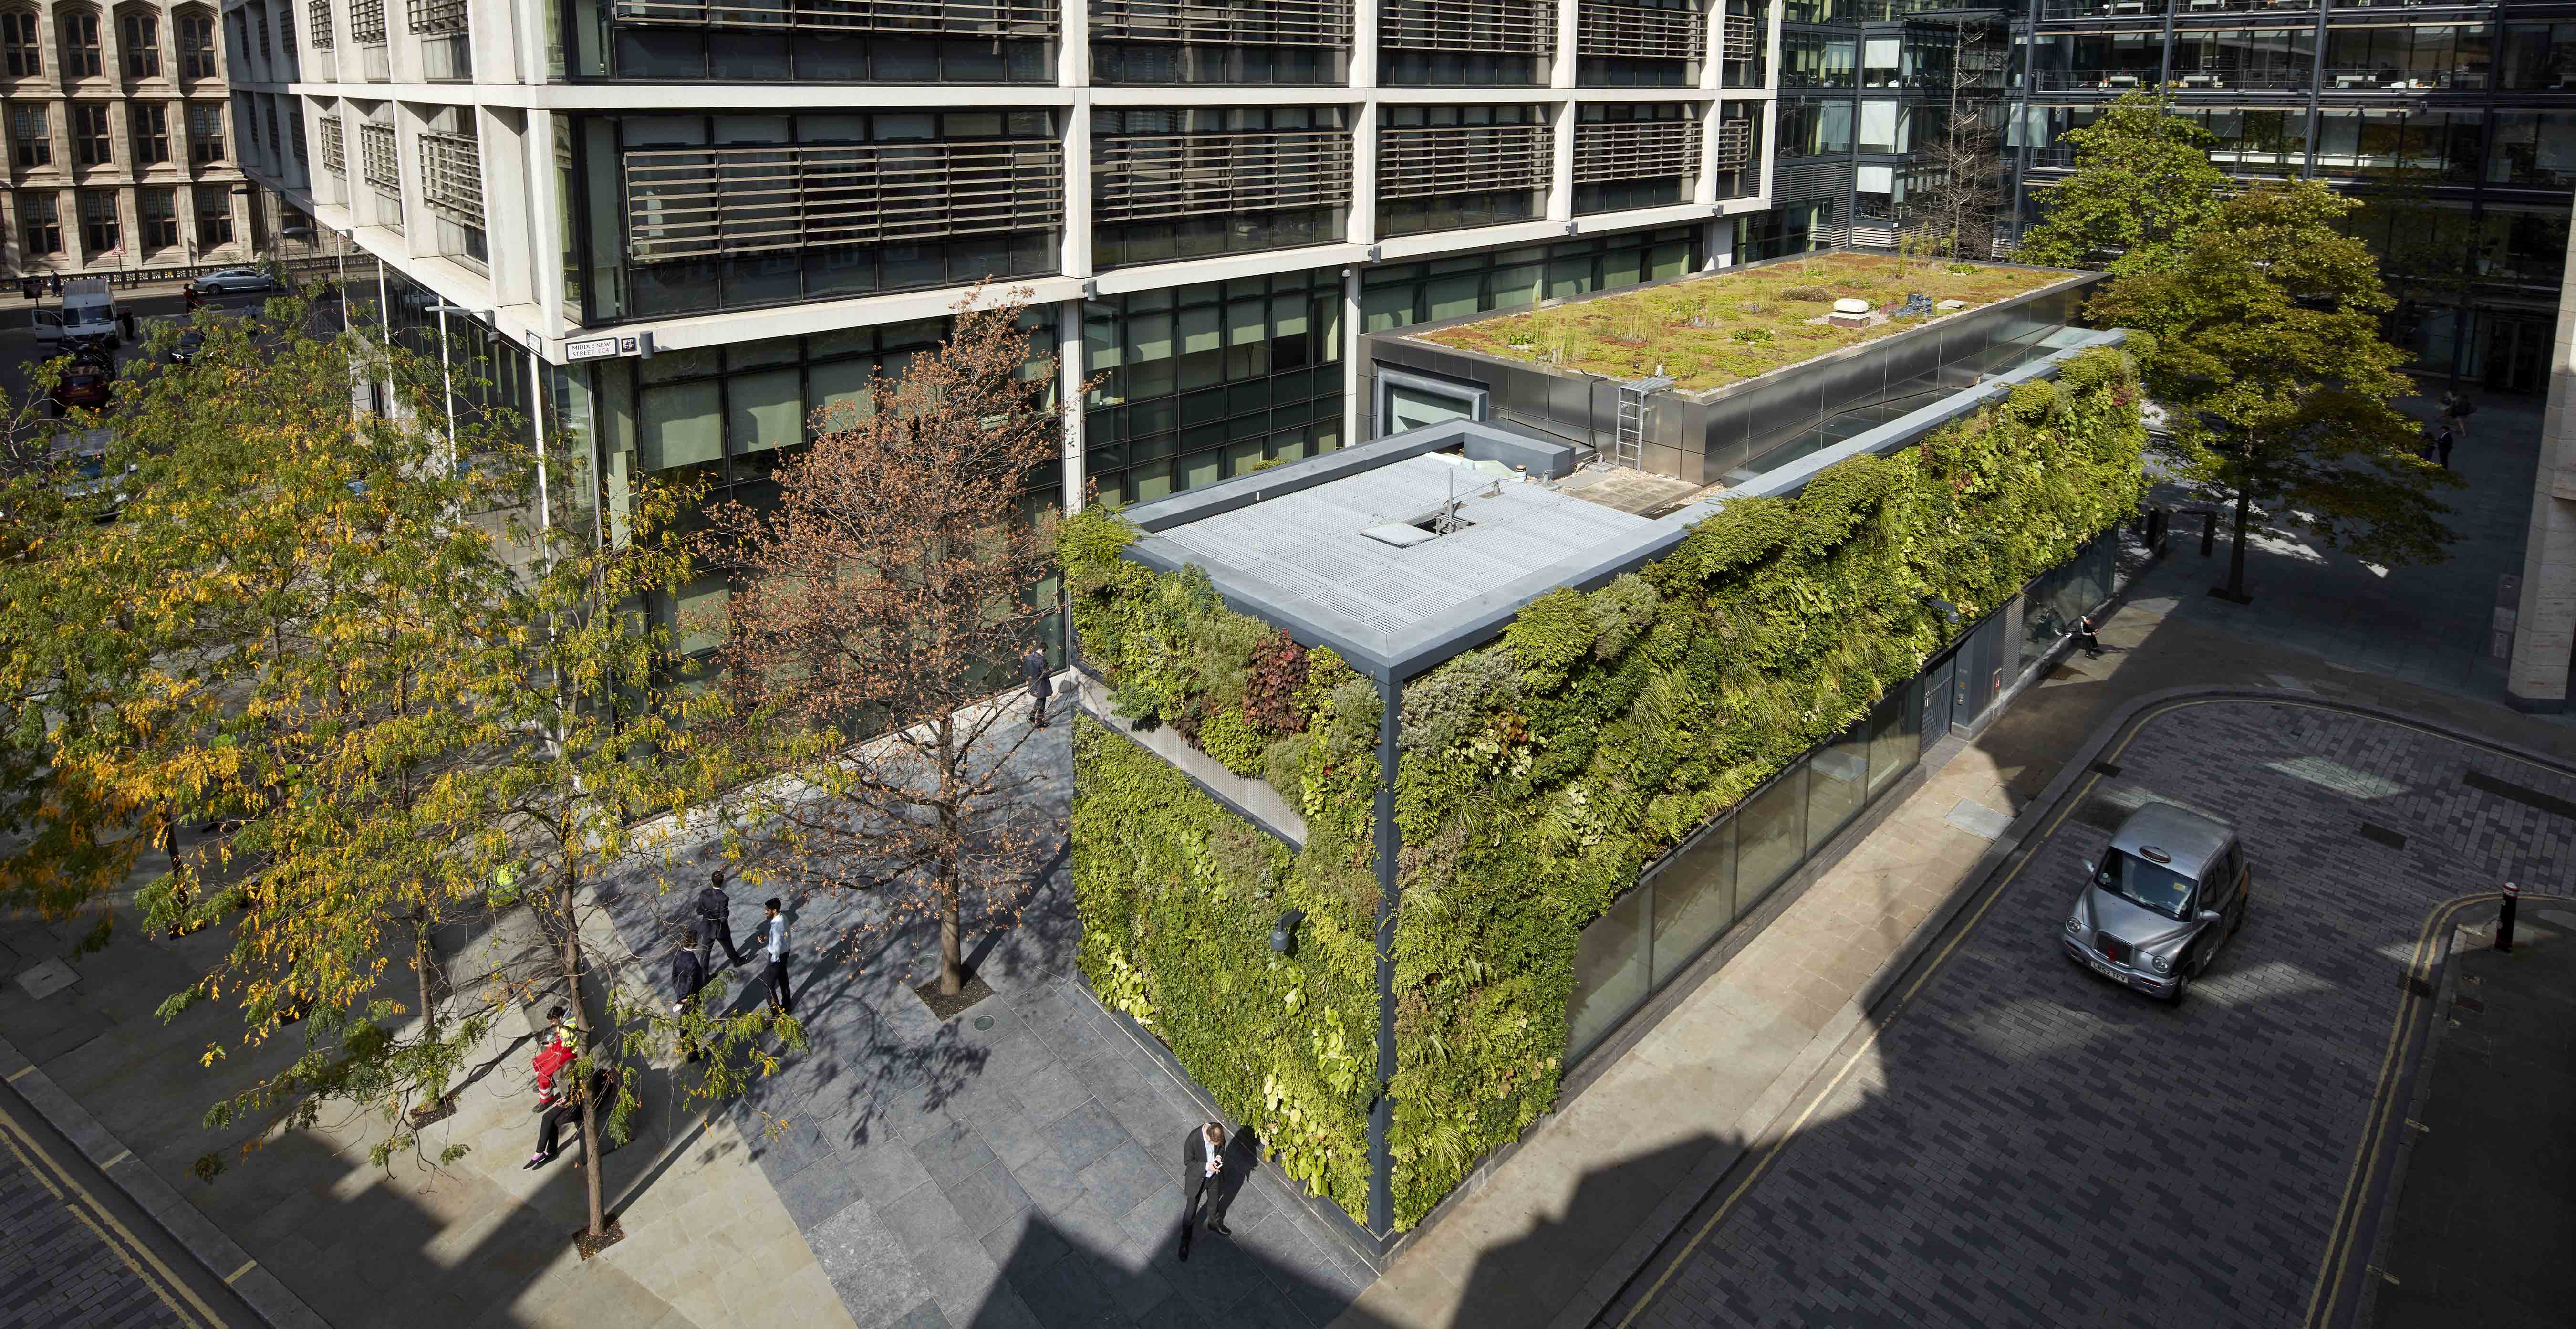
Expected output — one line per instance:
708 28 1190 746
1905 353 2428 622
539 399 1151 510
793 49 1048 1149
2224 480 2254 603
558 871 605 1238
938 858 965 996
580 1086 603 1236
414 907 444 1102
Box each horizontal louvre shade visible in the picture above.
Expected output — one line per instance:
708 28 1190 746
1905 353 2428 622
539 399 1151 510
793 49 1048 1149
1575 118 1700 183
408 0 468 32
1379 0 1553 54
624 138 1066 261
1094 126 1351 223
1575 0 1701 61
611 0 1058 36
420 130 483 226
1714 116 1752 167
1091 0 1351 48
358 122 399 191
1378 121 1551 200
1720 11 1756 60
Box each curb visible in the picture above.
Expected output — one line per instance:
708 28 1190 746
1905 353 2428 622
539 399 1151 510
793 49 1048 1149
2348 921 2465 1329
1569 685 2576 1329
0 1031 332 1329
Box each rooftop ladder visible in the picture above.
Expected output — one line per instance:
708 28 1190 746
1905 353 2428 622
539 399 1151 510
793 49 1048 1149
1613 376 1672 471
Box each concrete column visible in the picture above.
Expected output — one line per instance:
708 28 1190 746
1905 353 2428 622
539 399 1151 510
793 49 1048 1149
1343 268 1363 446
1552 0 1579 90
2506 216 2576 711
1547 98 1576 223
1060 96 1091 281
1350 0 1377 88
1059 298 1086 513
1349 99 1376 247
522 107 564 331
478 104 533 307
1059 0 1087 86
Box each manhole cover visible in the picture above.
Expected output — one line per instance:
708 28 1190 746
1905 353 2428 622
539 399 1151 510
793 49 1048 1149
973 1015 994 1031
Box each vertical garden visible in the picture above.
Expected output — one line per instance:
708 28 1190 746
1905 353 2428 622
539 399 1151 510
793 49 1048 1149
1065 338 2149 1234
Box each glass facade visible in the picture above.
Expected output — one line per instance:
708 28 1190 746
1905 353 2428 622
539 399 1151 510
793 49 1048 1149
2016 531 2117 675
1360 224 1702 330
1091 106 1351 270
1081 267 1344 508
560 0 1057 82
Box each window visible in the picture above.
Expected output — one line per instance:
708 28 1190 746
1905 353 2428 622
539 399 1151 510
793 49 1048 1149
319 115 343 174
193 185 233 245
79 190 118 253
188 103 224 163
132 103 169 163
1 10 37 76
291 114 306 165
407 0 465 35
120 9 160 75
139 187 177 248
308 0 331 48
279 6 292 51
61 8 103 77
73 105 111 166
178 10 215 75
20 192 60 254
349 0 384 43
1090 107 1353 270
256 11 270 56
265 103 281 159
11 104 48 167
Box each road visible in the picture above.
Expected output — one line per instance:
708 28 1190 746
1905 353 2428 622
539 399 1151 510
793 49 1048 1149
1605 699 2572 1329
0 1072 260 1328
0 285 320 408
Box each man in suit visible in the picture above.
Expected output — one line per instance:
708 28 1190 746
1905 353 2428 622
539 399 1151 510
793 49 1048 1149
670 928 707 1063
1178 1121 1230 1260
1022 648 1053 729
695 868 747 970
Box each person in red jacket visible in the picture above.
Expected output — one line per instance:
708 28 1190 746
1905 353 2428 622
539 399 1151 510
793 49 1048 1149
531 1005 576 1111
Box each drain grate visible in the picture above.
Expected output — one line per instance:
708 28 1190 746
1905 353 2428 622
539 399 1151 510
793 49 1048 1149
2462 769 2576 822
2358 823 2409 851
2090 761 2123 779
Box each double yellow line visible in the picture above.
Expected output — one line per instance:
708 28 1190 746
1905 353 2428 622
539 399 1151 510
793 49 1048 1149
1613 697 2556 1329
0 1083 234 1329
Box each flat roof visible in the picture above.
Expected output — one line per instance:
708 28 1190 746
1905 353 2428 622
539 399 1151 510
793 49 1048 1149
1157 453 1655 639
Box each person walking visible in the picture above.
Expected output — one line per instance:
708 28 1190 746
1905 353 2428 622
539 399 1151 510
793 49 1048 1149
2435 424 2456 470
1177 1121 1230 1260
2441 389 2475 445
2074 613 2105 658
759 898 792 1015
670 928 707 1062
694 869 747 970
1022 648 1053 729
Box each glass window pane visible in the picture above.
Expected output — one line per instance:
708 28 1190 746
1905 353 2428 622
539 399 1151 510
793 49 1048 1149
1807 724 1870 853
807 358 873 431
1565 888 1649 1056
1736 761 1807 910
727 367 802 454
1650 819 1735 986
1866 684 1919 797
639 381 721 470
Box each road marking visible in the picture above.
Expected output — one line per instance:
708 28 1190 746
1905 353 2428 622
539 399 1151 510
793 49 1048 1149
1614 696 2576 1329
0 1088 229 1328
102 1148 133 1168
224 1259 255 1284
4 1064 31 1081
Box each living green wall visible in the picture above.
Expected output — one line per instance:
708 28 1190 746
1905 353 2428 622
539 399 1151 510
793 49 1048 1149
1063 339 2149 1230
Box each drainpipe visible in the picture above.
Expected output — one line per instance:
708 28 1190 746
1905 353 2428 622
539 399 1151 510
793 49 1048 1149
1367 666 1401 1239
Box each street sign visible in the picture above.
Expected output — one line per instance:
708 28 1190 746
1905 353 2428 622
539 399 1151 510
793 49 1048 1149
565 334 639 362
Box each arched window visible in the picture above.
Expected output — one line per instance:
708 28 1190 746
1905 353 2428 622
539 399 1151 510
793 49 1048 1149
1 10 39 77
60 7 103 78
177 8 216 78
119 7 161 77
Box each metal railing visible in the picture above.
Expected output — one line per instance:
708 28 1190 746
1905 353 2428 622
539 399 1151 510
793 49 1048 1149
358 121 399 191
1091 0 1352 48
1720 12 1758 61
408 0 469 34
1379 0 1554 54
1379 120 1552 199
350 0 387 42
1714 116 1753 168
611 0 1058 35
1093 125 1352 221
1574 118 1701 183
1576 0 1702 62
420 130 483 227
308 0 333 47
320 117 345 175
623 138 1066 261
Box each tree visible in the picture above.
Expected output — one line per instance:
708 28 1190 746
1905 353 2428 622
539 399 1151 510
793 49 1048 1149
1910 113 2002 261
2087 180 2461 602
2014 88 2234 273
713 285 1069 998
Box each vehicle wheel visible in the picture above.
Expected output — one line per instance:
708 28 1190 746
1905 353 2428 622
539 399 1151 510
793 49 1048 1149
2164 971 2190 1005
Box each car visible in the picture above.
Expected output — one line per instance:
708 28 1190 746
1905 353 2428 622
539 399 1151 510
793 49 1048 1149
2061 801 2252 1004
47 355 114 417
169 329 206 364
191 268 276 296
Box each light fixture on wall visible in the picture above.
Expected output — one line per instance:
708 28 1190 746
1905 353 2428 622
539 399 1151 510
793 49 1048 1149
1564 220 1579 235
1270 908 1306 955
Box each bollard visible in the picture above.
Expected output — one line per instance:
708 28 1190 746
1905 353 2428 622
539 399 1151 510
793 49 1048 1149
2201 510 2217 558
2496 880 2519 952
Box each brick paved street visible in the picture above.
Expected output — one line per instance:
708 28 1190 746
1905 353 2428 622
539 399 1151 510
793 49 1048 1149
1611 701 2576 1329
0 1110 188 1329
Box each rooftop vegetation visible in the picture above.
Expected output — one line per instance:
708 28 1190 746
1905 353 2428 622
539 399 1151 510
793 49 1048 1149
1417 254 2072 393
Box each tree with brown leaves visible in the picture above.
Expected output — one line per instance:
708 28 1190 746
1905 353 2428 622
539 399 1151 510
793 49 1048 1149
713 285 1071 999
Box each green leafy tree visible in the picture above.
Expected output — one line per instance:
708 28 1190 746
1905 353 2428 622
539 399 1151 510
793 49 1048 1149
2088 180 2461 601
2015 89 2233 273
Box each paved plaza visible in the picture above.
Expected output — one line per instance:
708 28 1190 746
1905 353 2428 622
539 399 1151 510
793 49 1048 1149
1608 701 2575 1327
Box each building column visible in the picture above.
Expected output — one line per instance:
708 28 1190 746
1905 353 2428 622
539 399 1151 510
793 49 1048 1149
1059 298 1086 513
1548 99 1576 224
2506 218 2576 711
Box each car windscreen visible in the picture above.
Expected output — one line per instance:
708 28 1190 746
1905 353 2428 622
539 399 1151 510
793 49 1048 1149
2094 851 2195 919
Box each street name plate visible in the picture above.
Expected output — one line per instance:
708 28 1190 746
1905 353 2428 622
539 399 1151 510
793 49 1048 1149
566 335 638 362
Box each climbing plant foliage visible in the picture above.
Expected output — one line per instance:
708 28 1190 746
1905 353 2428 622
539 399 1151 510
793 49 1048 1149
1063 342 2147 1228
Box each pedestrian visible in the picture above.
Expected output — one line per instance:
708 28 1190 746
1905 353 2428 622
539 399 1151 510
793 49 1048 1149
49 273 62 297
1177 1121 1231 1260
532 1005 577 1111
694 868 747 970
759 898 791 1015
2075 613 2105 658
1022 647 1053 729
2441 389 2475 445
670 928 707 1063
526 1065 621 1170
2435 425 2455 471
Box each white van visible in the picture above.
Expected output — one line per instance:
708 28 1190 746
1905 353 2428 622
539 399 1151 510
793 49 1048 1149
34 277 125 352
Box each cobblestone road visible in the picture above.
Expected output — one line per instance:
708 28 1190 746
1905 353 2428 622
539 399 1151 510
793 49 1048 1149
0 1113 189 1329
1613 700 2576 1329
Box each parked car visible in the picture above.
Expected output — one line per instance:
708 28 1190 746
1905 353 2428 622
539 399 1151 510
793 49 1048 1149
2061 801 2252 1004
47 353 114 417
169 329 206 364
191 268 276 296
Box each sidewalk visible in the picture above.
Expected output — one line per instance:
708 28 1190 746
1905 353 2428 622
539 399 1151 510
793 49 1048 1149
1337 511 2576 1327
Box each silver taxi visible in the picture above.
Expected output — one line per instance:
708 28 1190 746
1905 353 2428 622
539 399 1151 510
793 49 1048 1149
2061 802 2251 1004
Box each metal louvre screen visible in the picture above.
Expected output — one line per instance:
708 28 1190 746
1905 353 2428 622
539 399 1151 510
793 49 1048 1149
1714 116 1751 167
420 130 483 226
1720 11 1755 59
1091 0 1350 48
358 122 399 191
1379 0 1553 54
609 0 1057 37
623 138 1066 261
1575 0 1701 60
320 117 345 174
309 0 332 47
408 0 467 32
1575 118 1700 184
1378 121 1550 200
1093 124 1350 223
350 0 386 41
